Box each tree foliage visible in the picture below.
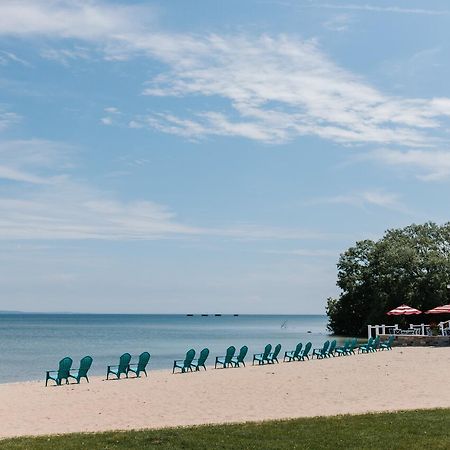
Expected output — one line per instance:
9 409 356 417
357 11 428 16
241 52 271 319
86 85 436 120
326 222 450 336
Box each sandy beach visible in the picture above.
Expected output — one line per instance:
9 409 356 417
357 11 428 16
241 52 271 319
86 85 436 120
1 347 449 439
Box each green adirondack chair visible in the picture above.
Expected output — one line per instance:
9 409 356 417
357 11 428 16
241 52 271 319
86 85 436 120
358 337 373 354
191 348 210 371
128 351 151 377
231 345 248 367
335 340 350 356
370 336 380 352
312 340 330 359
45 356 73 386
215 345 236 369
299 342 312 360
267 343 282 363
68 356 93 384
284 342 303 362
326 339 337 357
348 338 358 355
380 335 395 351
107 353 131 379
253 344 272 365
173 349 196 373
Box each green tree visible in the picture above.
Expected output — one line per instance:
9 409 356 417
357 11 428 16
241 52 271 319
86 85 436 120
327 222 450 336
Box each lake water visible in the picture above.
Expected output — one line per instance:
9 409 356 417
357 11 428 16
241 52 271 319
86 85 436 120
0 314 333 383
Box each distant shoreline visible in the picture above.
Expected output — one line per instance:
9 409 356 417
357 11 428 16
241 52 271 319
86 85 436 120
0 311 327 316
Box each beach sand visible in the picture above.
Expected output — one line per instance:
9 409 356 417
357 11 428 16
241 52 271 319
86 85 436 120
1 347 449 439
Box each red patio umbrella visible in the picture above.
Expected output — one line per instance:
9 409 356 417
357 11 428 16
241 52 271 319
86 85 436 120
425 304 450 314
386 304 422 315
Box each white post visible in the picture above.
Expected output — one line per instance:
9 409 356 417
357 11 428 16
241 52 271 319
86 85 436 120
421 323 425 335
382 324 386 335
367 324 372 339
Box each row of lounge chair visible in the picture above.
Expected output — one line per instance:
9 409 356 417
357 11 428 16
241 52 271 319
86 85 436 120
45 336 395 386
172 345 249 373
106 351 151 380
46 352 151 386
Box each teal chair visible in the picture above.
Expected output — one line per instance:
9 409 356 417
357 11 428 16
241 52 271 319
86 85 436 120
326 339 337 357
335 340 350 357
45 356 73 386
284 343 303 362
107 353 131 379
380 335 395 351
369 336 380 352
173 349 196 373
215 346 236 369
313 340 330 359
299 342 312 360
358 337 374 354
231 345 248 367
68 356 93 384
267 344 282 364
253 344 272 365
348 338 358 355
128 352 151 377
191 348 210 371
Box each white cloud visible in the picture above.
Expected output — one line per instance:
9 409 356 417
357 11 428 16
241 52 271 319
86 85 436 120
305 3 449 16
0 0 153 40
100 117 113 125
0 181 333 241
323 14 354 32
368 148 450 181
40 46 91 65
104 106 120 114
100 107 121 126
307 190 403 210
1 1 450 148
265 248 337 257
0 139 74 185
0 50 30 66
0 110 21 131
0 139 334 241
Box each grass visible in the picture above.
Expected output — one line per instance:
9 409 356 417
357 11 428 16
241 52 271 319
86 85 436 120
1 409 450 450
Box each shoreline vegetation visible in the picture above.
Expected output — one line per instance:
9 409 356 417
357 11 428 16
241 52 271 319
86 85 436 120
1 409 450 449
327 222 450 336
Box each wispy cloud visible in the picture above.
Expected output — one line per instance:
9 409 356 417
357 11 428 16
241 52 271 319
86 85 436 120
0 109 21 131
0 50 30 66
367 148 450 181
265 248 337 257
323 13 354 32
307 190 404 211
304 3 450 16
0 139 334 241
40 46 91 65
1 1 450 149
0 139 74 185
100 106 121 126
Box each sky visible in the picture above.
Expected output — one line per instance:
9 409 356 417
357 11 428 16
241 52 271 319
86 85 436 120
0 0 450 314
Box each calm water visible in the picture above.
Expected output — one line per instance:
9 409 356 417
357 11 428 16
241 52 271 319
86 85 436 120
0 314 332 383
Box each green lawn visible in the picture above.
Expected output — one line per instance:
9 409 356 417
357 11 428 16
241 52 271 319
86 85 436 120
1 409 449 450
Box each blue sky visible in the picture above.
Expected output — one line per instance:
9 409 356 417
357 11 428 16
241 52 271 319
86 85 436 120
1 0 450 313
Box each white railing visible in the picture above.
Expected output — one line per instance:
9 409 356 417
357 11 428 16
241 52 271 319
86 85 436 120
367 323 431 338
440 320 450 336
